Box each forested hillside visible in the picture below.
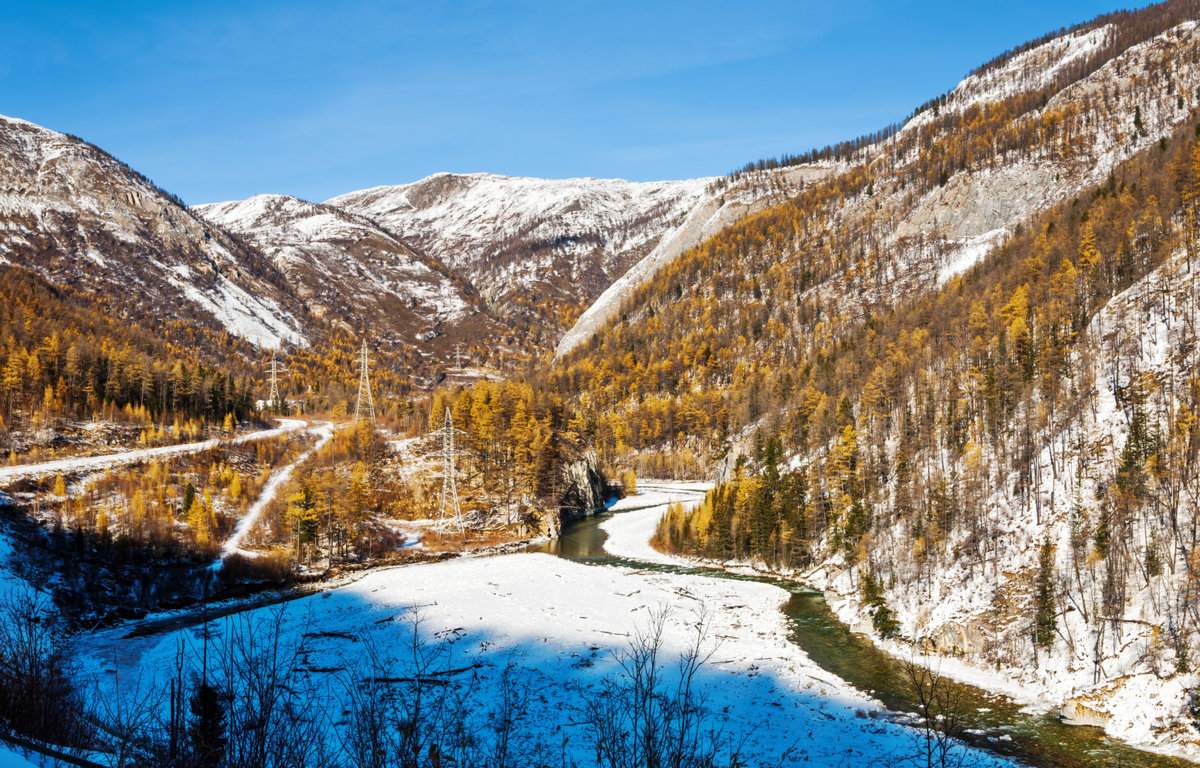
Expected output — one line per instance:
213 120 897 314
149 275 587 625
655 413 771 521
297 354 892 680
550 0 1200 753
556 5 1200 470
0 266 261 430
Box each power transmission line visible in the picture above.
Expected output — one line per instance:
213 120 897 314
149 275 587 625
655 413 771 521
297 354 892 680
354 339 375 425
266 349 287 412
431 406 467 535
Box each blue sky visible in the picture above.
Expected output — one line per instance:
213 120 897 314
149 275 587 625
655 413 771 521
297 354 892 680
2 0 1135 204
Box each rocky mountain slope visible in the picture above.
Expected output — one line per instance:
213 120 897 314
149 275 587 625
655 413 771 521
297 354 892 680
185 170 804 363
560 14 1199 362
0 115 308 350
326 172 724 342
194 194 508 360
554 165 827 358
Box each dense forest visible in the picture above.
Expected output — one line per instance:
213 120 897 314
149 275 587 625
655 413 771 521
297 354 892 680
655 117 1200 564
0 267 261 429
0 264 460 444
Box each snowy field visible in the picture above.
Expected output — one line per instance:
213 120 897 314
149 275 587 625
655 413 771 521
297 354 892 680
75 485 1013 767
0 743 44 767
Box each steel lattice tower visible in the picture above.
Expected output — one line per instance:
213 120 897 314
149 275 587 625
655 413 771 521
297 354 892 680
437 406 465 534
354 339 375 424
266 350 286 409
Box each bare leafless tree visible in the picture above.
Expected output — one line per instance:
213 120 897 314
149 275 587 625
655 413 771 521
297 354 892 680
583 604 744 768
215 607 339 768
897 656 977 768
341 609 489 768
90 667 168 767
0 589 90 749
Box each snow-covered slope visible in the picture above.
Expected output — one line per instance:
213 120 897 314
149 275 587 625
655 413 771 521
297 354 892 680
901 20 1197 236
0 520 36 604
195 194 504 348
813 243 1200 762
327 172 725 336
912 25 1116 128
804 23 1200 758
559 21 1187 361
834 19 1200 318
0 115 307 349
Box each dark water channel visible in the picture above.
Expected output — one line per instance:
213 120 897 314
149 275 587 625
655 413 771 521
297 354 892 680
529 505 1192 768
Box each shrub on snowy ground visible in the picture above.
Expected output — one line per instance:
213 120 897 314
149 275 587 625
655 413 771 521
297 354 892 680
582 605 747 768
0 590 90 750
897 657 977 768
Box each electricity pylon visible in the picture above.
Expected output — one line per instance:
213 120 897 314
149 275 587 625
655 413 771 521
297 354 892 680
454 342 465 371
354 339 375 425
433 406 467 534
266 349 286 412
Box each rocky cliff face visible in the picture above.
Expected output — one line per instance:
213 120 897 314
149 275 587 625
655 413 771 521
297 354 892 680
558 449 608 524
0 115 308 350
195 194 510 361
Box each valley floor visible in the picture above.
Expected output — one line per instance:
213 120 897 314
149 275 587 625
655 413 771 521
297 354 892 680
642 487 1200 763
73 484 1012 767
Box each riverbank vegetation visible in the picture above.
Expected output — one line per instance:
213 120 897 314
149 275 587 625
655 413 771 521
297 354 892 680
649 116 1200 679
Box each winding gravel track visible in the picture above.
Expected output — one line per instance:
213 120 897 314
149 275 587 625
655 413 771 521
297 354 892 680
0 419 308 484
216 423 336 563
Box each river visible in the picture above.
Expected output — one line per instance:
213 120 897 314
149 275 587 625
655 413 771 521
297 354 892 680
530 482 1194 768
78 484 1195 766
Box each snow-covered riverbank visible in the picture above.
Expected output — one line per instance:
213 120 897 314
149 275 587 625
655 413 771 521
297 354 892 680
76 484 1013 767
598 481 710 563
611 486 1200 764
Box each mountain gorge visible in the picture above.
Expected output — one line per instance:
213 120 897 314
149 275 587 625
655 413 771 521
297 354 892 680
4 1 1200 764
544 1 1200 755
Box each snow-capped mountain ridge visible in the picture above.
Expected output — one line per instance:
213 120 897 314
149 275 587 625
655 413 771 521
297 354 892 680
195 192 504 352
325 171 726 338
0 114 308 349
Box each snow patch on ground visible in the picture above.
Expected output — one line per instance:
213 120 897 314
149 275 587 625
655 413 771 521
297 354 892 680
0 743 47 768
0 419 307 484
938 228 1008 283
0 526 37 606
600 483 711 565
166 267 305 349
